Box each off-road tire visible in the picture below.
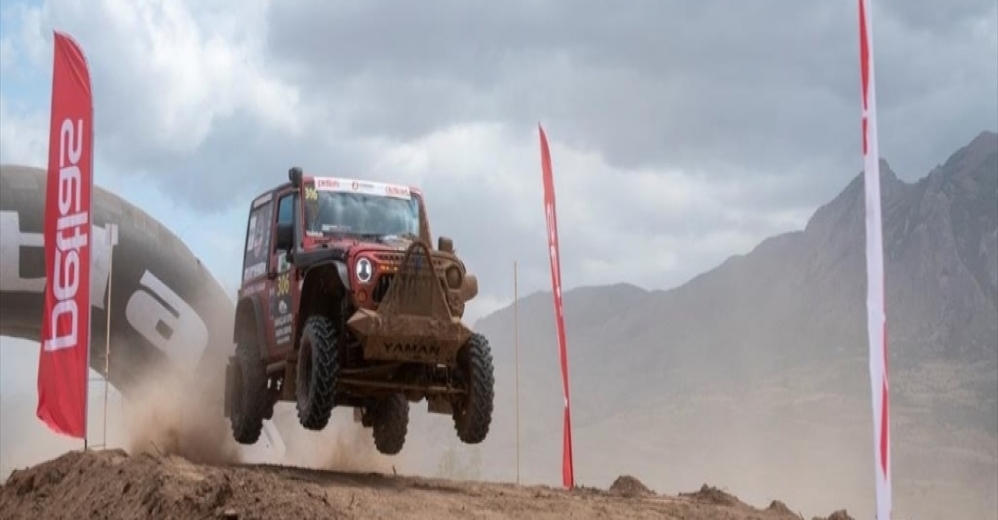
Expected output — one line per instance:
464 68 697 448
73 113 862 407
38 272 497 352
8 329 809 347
296 315 340 430
453 332 494 444
371 394 409 455
230 338 268 444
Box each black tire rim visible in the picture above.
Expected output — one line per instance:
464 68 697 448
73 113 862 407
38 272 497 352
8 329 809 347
298 333 314 406
232 363 245 424
459 347 473 424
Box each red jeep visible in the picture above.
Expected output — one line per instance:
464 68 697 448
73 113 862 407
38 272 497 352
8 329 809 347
224 167 494 455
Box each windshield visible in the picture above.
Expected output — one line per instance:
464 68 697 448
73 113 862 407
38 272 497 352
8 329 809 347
303 179 421 239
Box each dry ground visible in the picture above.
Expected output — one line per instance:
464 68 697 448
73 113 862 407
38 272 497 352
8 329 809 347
0 448 855 520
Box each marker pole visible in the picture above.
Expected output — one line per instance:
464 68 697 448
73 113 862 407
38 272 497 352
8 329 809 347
514 260 521 485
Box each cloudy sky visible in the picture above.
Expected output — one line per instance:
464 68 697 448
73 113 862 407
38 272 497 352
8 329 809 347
1 2 996 398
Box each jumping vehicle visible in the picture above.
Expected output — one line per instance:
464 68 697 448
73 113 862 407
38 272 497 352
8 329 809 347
224 167 494 455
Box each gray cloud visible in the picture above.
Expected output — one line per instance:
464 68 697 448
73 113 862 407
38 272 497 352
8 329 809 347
263 0 996 181
265 1 855 173
1 0 995 317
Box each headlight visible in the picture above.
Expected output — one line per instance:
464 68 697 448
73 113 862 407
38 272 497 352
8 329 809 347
445 265 462 289
355 257 374 283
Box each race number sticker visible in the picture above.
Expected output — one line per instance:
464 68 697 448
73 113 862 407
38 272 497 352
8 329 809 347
272 271 293 346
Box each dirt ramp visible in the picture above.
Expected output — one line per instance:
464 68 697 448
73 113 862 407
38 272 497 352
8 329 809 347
0 449 849 520
0 449 333 520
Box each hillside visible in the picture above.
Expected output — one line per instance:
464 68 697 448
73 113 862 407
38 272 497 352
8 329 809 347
450 131 997 519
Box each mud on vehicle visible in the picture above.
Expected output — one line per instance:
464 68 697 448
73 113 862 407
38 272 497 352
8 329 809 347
223 167 494 455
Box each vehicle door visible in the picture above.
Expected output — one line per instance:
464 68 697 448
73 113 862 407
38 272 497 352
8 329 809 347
241 192 276 353
270 189 300 357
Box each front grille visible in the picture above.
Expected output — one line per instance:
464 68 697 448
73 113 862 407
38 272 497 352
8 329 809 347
372 273 394 302
374 251 446 271
370 272 451 305
370 248 457 306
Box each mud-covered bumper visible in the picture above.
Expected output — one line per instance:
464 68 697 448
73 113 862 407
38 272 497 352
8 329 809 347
348 239 475 365
346 309 472 365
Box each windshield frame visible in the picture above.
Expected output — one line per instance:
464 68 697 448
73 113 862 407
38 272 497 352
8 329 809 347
300 177 425 241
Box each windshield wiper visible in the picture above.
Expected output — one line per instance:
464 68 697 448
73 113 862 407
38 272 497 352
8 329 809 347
376 232 420 241
352 232 386 241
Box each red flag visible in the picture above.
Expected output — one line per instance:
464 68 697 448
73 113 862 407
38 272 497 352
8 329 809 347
538 124 574 489
37 30 94 439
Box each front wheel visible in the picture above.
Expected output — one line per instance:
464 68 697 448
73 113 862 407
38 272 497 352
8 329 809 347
296 315 340 430
371 394 409 455
229 338 268 444
453 332 495 444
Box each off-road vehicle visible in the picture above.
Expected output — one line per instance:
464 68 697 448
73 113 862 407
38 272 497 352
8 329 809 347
223 167 494 455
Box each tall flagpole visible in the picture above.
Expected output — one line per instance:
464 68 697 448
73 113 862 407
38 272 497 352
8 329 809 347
858 1 891 517
102 223 117 449
513 260 521 485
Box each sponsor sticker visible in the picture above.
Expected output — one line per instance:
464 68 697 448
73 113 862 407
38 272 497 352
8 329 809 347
243 261 266 280
253 192 272 208
242 281 266 296
274 313 293 345
312 176 411 200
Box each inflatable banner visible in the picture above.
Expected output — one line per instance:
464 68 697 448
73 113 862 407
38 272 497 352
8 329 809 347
1 164 236 399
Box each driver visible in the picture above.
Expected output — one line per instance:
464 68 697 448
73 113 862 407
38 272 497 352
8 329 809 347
305 195 322 233
306 194 350 233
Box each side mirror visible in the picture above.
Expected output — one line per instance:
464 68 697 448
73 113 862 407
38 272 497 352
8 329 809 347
438 236 454 253
462 274 478 301
275 222 294 251
288 166 303 188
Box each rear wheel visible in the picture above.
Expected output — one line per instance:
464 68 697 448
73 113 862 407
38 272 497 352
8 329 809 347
296 315 340 430
230 337 268 444
372 394 409 455
453 332 494 444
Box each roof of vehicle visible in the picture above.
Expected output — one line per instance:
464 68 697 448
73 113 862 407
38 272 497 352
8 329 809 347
306 174 423 199
249 174 424 209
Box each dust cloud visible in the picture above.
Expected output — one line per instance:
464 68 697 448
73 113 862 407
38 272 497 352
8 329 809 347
119 364 242 466
271 405 407 474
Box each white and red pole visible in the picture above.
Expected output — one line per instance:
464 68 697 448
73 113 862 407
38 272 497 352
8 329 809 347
858 1 891 518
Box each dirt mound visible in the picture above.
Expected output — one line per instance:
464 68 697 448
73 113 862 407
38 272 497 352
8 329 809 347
0 449 847 520
0 449 347 520
680 483 740 506
609 475 654 497
767 499 795 515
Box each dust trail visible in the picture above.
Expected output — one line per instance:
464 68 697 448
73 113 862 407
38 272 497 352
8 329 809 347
119 365 242 466
272 405 406 474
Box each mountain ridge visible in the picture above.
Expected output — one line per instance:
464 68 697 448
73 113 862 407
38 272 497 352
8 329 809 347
477 129 997 362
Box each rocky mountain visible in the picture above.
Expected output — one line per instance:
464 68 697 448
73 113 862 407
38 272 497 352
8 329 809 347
431 130 997 519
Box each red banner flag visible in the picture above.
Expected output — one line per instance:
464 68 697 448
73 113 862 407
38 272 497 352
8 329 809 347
37 30 94 439
538 124 575 489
